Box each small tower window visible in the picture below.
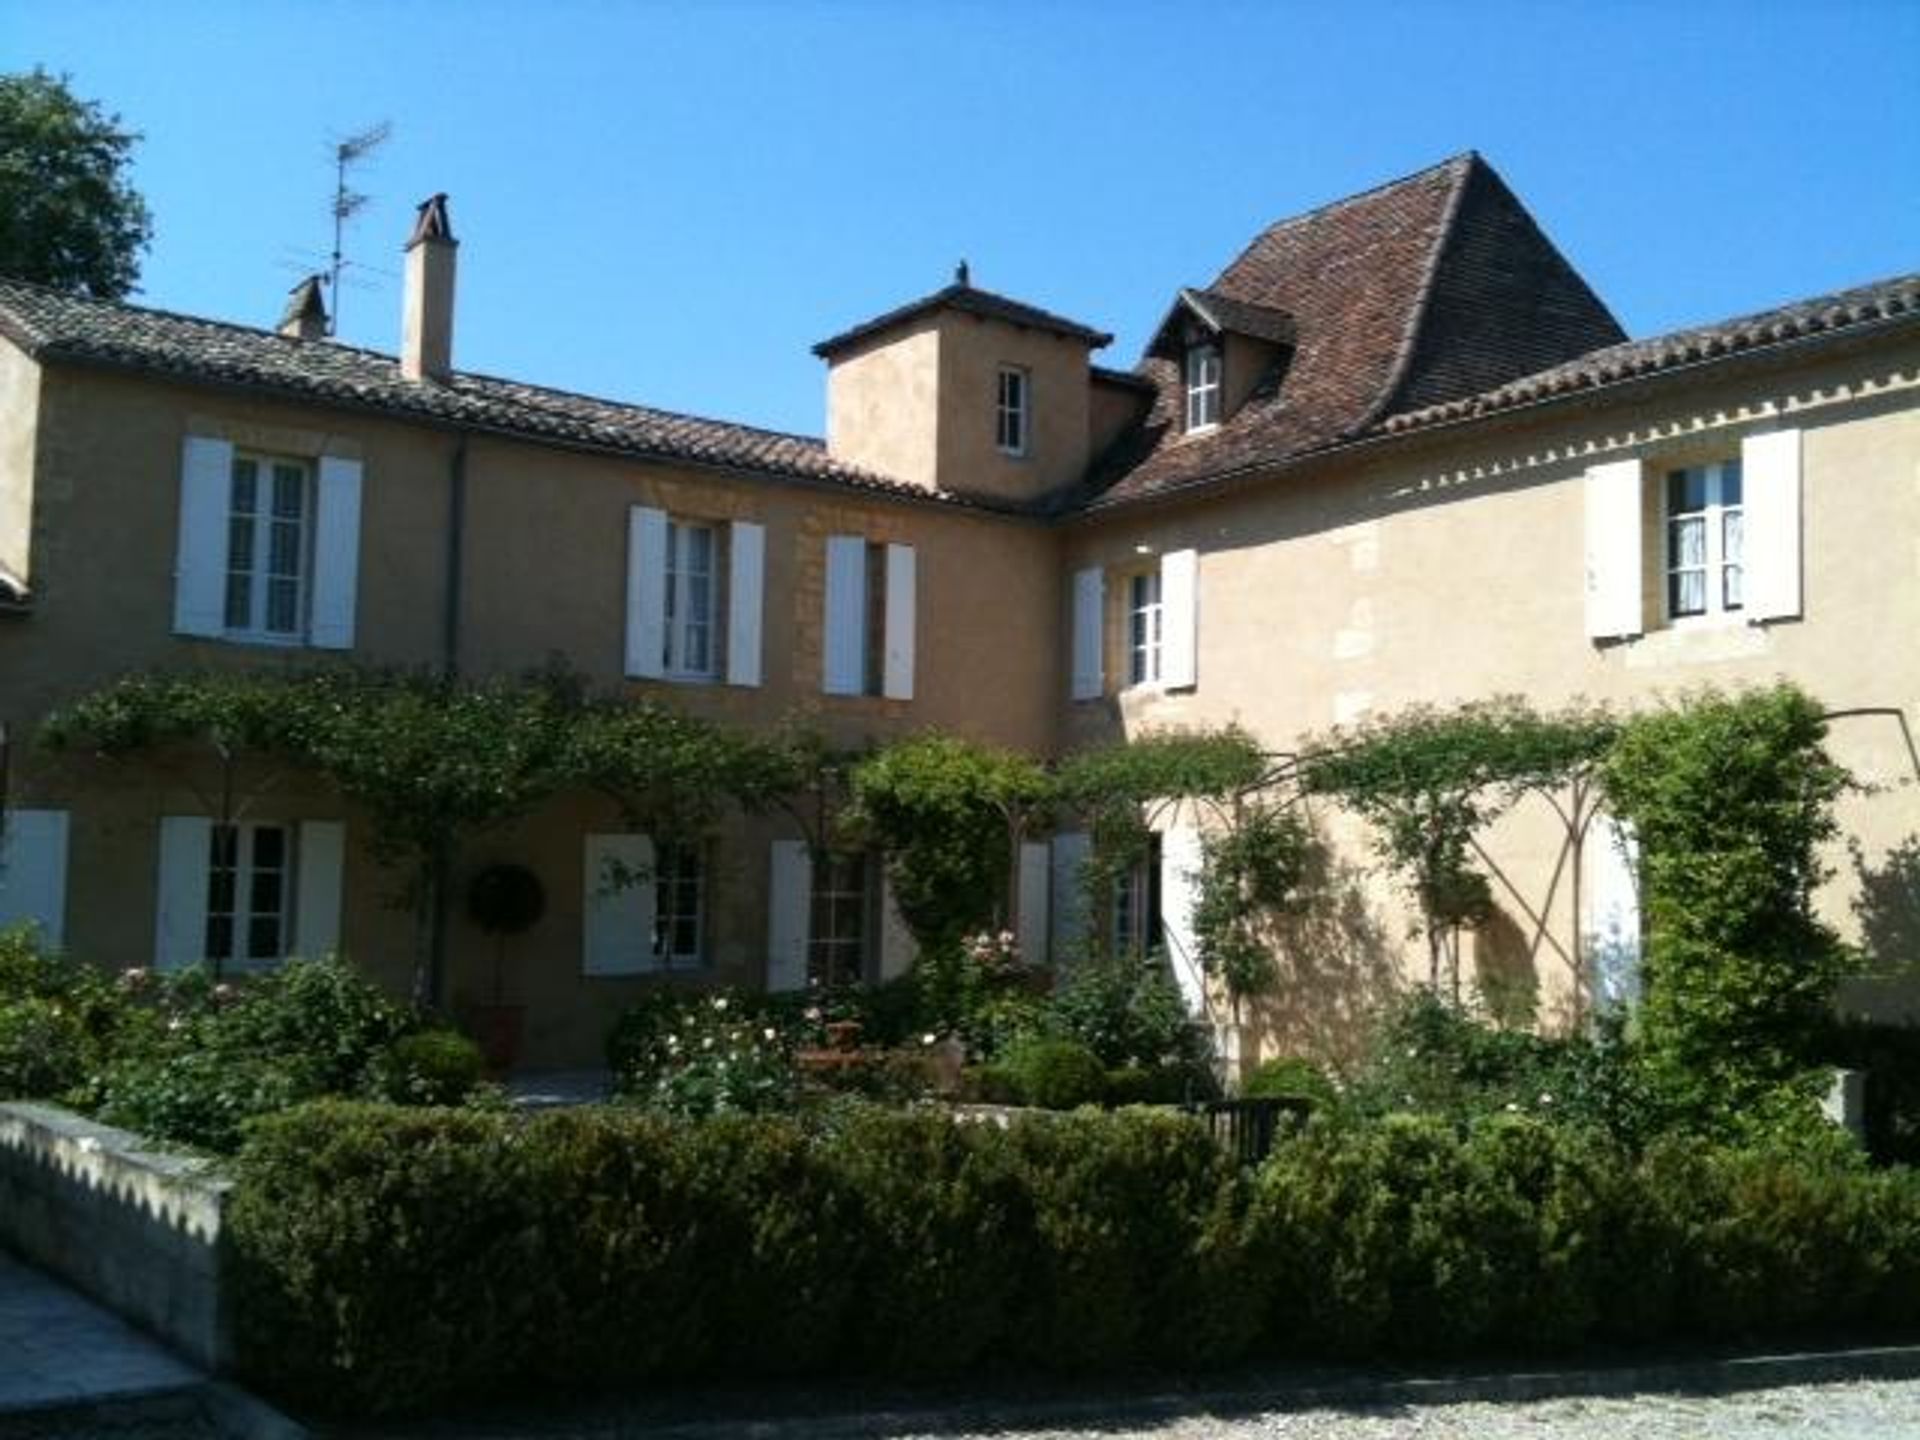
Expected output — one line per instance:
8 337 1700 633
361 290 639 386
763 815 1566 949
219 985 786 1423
1184 344 1222 431
996 366 1029 456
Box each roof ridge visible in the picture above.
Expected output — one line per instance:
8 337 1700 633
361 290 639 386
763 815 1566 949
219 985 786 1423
1204 151 1478 294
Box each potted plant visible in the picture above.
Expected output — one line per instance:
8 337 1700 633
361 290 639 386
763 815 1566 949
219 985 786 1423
464 862 545 1072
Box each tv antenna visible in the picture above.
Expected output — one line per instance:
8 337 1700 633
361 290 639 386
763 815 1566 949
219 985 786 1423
326 120 392 336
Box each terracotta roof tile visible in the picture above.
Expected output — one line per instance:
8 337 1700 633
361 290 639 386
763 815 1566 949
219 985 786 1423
1381 271 1920 435
0 278 987 510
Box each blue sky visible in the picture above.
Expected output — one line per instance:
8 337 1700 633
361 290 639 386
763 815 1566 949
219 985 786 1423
10 0 1918 437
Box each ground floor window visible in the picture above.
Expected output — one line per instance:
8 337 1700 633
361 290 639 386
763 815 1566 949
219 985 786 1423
652 842 705 970
1110 832 1163 960
808 850 872 987
206 821 290 969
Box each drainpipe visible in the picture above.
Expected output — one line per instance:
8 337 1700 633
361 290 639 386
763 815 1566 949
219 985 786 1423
427 435 469 1010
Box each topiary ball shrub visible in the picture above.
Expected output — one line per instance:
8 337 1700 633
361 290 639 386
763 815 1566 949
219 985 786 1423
1243 1056 1337 1108
1004 1037 1107 1110
370 1029 486 1106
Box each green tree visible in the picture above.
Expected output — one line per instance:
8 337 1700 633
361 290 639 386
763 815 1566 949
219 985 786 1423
0 69 152 299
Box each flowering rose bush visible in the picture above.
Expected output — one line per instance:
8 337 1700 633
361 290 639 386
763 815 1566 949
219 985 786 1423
608 990 800 1116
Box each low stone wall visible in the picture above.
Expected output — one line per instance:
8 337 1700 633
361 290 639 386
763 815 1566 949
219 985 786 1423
0 1101 232 1371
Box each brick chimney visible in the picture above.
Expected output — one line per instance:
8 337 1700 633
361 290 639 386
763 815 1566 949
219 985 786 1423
278 275 328 341
401 194 457 383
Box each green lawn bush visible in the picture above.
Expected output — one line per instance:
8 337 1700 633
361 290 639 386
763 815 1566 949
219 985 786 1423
1242 1056 1337 1107
998 1036 1107 1109
366 1028 486 1105
225 1100 1920 1419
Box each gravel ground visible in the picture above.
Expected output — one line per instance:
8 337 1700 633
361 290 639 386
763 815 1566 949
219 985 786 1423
873 1377 1920 1439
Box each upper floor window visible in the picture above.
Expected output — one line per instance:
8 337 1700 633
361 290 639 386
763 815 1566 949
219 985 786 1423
823 535 916 699
224 455 310 641
1666 460 1743 621
626 509 765 688
996 366 1029 456
174 436 360 650
663 519 719 678
1128 570 1163 685
1184 344 1222 431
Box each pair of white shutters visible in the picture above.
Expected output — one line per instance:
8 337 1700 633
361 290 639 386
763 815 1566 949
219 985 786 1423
1584 429 1802 640
764 841 919 992
173 436 361 647
624 509 765 686
1043 826 1205 1016
152 816 345 971
1070 548 1199 700
0 810 70 948
582 833 658 976
823 537 916 699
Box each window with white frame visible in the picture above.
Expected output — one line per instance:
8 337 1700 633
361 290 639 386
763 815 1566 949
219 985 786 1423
651 842 705 969
1665 460 1744 621
205 822 291 970
1184 344 1222 431
224 454 310 641
996 366 1029 456
663 519 720 678
807 851 872 987
1128 570 1163 685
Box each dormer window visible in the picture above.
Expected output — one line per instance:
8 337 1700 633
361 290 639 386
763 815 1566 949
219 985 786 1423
1184 344 1222 431
996 365 1029 456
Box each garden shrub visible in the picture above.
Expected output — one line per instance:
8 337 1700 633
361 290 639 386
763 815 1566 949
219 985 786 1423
1602 685 1850 1126
606 989 798 1115
366 1028 486 1105
1242 1056 1337 1107
0 995 88 1098
225 1098 1920 1419
1041 959 1203 1070
1000 1036 1107 1110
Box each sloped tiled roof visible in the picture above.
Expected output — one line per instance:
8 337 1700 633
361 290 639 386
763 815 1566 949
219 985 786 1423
813 281 1112 359
1081 153 1627 509
0 278 981 509
1383 271 1920 436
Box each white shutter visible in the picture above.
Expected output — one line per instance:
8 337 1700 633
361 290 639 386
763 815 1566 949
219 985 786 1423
726 520 766 687
292 820 346 958
878 864 916 980
1582 814 1641 1012
1049 830 1090 965
1160 548 1199 689
883 543 916 701
1159 827 1206 1015
1070 568 1105 701
173 437 232 637
1583 457 1644 640
823 535 868 695
766 840 811 992
583 833 656 975
0 809 70 948
309 457 363 649
625 507 668 680
1016 840 1050 969
1743 429 1802 621
155 815 212 971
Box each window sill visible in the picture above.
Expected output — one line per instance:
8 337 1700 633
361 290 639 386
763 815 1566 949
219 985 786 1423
1623 621 1770 670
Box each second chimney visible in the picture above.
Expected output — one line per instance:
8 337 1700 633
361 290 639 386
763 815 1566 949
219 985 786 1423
278 275 329 341
402 193 457 383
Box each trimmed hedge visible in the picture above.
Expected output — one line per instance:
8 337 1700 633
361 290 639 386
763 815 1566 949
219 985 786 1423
226 1102 1920 1418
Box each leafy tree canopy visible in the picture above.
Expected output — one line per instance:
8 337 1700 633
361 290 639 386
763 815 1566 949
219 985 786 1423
0 69 153 299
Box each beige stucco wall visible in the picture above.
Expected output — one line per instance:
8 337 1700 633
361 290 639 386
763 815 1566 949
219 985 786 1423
0 342 41 585
1062 334 1920 1051
824 321 941 490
